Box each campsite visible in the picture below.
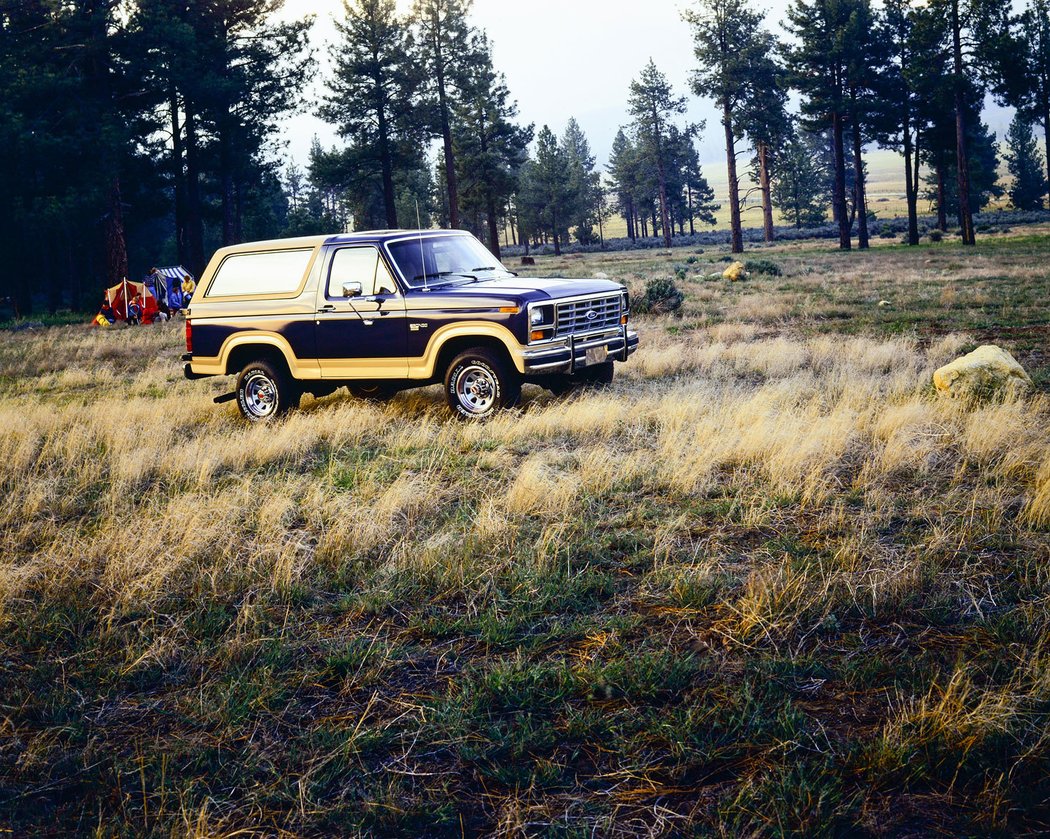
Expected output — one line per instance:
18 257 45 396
2 232 1049 835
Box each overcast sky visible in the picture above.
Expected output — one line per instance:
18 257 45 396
277 0 1013 173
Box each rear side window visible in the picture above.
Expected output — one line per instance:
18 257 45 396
206 249 313 297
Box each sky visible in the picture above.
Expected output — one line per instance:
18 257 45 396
277 0 1013 174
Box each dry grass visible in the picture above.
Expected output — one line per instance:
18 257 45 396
2 231 1050 836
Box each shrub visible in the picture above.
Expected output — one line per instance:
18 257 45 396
686 256 698 264
744 258 782 277
928 230 944 243
635 277 684 315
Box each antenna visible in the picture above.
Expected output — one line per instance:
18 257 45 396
415 200 428 293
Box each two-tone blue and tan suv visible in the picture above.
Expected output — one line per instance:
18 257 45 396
182 229 639 420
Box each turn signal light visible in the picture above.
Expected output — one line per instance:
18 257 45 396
531 330 546 341
499 306 520 313
620 314 629 324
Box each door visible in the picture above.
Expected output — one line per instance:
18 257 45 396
314 246 408 379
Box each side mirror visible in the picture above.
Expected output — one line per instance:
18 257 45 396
342 282 363 298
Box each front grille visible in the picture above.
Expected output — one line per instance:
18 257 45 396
555 295 622 337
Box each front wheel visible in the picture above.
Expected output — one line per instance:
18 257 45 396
444 348 520 420
236 360 300 422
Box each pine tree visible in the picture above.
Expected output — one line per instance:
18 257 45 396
873 0 926 245
321 0 422 229
607 129 641 241
1002 0 1050 197
453 37 532 257
412 0 479 230
926 0 1011 244
561 119 601 244
517 126 574 255
684 0 782 250
1005 114 1048 210
842 0 880 249
771 123 831 228
627 60 687 249
785 0 857 250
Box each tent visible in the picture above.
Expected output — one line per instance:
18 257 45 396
148 266 195 310
93 278 160 326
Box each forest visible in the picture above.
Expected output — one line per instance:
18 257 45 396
1 0 1048 314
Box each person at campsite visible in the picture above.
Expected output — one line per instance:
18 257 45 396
169 284 183 311
99 300 115 323
181 274 195 298
127 294 143 326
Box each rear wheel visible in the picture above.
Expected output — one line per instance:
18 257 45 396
236 360 300 422
445 347 520 420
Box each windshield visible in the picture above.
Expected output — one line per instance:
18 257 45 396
387 234 513 288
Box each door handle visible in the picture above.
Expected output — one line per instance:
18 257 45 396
319 304 336 312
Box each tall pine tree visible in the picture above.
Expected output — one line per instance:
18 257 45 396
1005 114 1047 210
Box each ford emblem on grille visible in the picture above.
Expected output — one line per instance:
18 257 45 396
586 310 598 321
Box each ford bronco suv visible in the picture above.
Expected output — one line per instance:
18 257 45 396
182 230 639 420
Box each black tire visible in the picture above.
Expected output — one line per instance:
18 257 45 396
444 347 521 420
348 383 399 402
235 360 300 422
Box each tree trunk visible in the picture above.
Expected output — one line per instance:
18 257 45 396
850 107 869 249
487 197 500 259
757 141 774 243
168 82 187 265
1042 102 1050 208
377 104 398 229
434 50 459 228
687 184 695 236
950 0 975 245
104 178 128 285
903 134 919 246
184 104 205 274
935 158 948 231
220 126 235 246
831 111 851 250
723 100 743 253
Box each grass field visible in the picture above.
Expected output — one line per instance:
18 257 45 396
2 230 1050 836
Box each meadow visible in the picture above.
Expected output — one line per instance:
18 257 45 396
2 230 1050 836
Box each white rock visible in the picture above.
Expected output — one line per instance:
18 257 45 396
933 345 1034 400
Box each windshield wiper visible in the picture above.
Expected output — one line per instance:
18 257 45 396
413 271 479 286
472 266 518 278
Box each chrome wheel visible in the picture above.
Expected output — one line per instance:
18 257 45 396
242 372 277 418
455 364 497 414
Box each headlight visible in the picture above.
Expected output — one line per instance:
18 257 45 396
530 308 544 326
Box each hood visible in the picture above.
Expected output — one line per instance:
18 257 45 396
422 275 624 301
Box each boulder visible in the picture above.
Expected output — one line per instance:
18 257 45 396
723 261 747 282
933 345 1034 400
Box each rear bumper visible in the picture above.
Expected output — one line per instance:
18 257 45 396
182 354 212 380
521 326 639 375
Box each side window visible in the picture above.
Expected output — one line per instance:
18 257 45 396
328 247 379 298
327 247 399 298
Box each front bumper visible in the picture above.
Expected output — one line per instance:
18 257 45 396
521 326 639 375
